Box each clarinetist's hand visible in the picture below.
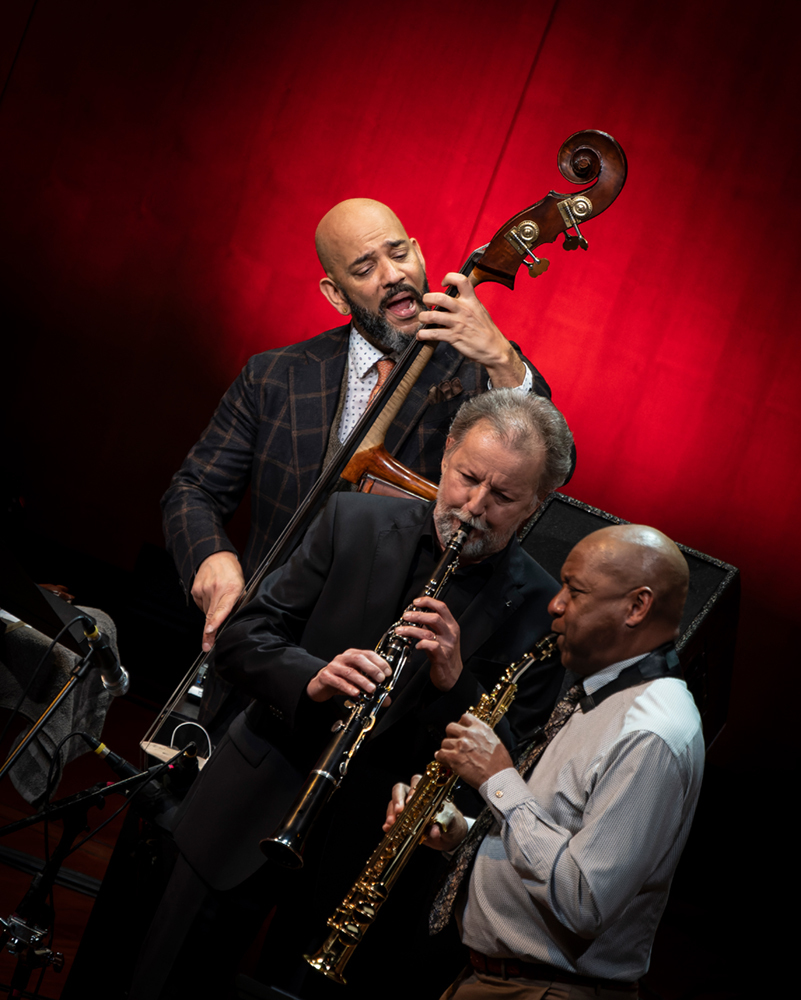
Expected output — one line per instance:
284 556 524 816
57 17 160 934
435 714 514 789
306 649 392 703
382 776 468 851
394 596 463 691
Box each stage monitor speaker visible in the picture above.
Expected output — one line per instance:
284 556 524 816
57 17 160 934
520 493 739 749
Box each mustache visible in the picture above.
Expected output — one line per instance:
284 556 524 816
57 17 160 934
440 506 489 534
379 282 424 311
434 502 514 561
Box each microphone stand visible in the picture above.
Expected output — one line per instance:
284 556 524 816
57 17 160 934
0 768 169 996
0 646 106 783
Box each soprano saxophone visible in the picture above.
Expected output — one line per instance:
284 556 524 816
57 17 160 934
261 523 473 869
305 631 558 984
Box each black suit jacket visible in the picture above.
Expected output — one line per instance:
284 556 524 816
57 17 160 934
161 326 551 590
174 493 561 892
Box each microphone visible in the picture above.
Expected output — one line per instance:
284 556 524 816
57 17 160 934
81 734 199 827
81 733 141 779
83 621 130 696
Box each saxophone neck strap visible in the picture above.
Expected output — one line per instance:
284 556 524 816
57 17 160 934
579 643 681 713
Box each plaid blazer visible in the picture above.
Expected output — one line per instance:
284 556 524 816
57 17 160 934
161 324 550 591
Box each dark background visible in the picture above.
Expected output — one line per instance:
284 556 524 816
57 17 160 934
2 0 796 994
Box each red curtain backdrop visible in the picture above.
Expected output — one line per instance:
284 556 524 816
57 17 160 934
2 0 799 766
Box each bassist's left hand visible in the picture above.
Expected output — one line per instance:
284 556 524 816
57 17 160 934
417 272 528 388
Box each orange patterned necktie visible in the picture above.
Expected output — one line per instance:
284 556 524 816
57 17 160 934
367 357 395 406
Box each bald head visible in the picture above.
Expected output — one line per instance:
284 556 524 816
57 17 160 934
315 199 409 277
314 198 428 352
550 523 689 675
580 524 688 631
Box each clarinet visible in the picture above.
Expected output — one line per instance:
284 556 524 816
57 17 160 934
260 523 472 869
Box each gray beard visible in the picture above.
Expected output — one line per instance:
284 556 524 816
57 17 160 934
433 503 514 562
342 277 431 355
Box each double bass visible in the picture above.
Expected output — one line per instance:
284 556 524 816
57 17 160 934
141 128 627 765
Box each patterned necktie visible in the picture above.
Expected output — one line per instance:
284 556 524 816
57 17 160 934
367 357 395 406
428 681 586 935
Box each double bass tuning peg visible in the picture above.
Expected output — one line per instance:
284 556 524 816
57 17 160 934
558 194 592 252
505 220 550 278
563 233 588 251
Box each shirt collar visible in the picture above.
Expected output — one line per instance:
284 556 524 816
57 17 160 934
576 652 651 697
348 325 387 380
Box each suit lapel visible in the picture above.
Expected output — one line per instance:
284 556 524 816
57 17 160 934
385 342 465 455
457 541 531 662
286 326 349 502
361 504 428 634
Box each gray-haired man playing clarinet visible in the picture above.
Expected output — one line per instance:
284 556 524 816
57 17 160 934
132 390 573 1000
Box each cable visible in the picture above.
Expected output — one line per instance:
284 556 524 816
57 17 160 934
170 720 212 759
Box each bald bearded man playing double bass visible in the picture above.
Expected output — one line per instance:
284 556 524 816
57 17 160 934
161 198 558 730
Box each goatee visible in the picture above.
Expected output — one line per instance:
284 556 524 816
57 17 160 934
343 277 430 355
433 503 514 562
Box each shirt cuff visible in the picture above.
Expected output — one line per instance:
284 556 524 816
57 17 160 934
479 767 533 819
486 365 533 394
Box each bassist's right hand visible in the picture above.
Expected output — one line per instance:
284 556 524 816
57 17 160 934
192 551 245 652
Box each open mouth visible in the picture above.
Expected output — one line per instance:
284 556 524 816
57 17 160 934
382 285 421 321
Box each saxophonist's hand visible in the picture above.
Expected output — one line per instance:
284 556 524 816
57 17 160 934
394 596 463 691
435 714 514 789
306 649 392 703
382 777 468 852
